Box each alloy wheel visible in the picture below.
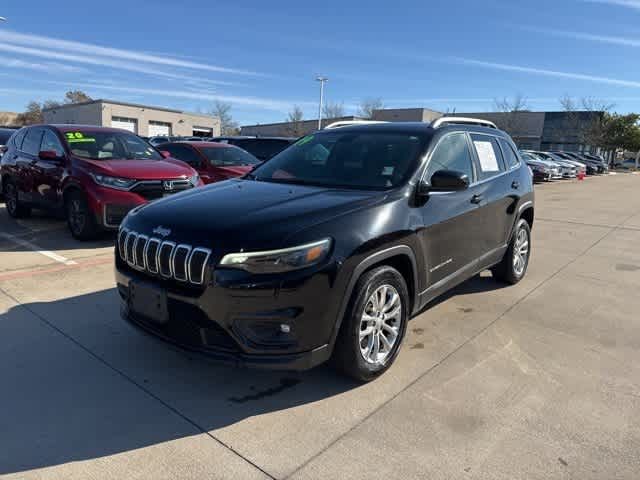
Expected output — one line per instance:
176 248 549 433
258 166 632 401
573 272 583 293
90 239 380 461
359 284 402 365
68 199 86 234
5 184 17 215
512 227 529 276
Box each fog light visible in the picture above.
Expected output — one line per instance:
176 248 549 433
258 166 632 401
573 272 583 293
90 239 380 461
280 324 291 333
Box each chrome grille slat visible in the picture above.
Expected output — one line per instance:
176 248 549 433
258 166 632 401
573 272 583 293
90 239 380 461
119 230 211 285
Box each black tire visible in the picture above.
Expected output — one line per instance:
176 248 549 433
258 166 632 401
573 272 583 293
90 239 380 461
492 218 531 285
65 190 99 240
4 179 31 218
331 266 409 382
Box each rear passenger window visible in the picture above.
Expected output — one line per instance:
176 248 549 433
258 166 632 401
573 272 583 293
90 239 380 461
425 133 474 183
21 128 43 156
470 134 505 180
41 130 65 157
12 129 27 149
499 138 520 169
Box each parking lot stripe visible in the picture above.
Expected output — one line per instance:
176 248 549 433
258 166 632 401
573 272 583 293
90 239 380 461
0 232 78 266
0 256 113 282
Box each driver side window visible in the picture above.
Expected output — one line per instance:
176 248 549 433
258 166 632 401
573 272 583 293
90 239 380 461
424 133 474 183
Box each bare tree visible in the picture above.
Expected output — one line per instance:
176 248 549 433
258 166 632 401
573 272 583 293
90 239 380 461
16 101 43 125
286 105 305 136
560 94 614 159
322 102 345 120
358 98 384 119
493 94 529 135
211 101 239 135
0 112 10 126
64 90 92 104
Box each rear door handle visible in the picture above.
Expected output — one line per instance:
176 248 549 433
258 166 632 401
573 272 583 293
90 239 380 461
471 194 484 204
511 180 520 189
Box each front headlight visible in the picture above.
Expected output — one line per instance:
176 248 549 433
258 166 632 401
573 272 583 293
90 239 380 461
91 173 137 191
219 238 332 274
190 172 200 186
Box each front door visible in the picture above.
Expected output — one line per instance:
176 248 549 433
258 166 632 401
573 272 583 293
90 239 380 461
32 129 67 209
418 132 485 286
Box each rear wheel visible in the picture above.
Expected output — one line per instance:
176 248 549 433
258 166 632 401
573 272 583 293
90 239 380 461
332 266 409 382
4 180 31 218
66 191 98 240
492 219 531 284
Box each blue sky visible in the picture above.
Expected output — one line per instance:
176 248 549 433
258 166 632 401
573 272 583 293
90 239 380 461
1 0 640 125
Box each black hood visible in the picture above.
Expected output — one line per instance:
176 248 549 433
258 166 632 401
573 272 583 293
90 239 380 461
124 179 386 252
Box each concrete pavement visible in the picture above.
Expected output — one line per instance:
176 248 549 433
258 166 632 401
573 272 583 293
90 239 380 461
1 174 639 479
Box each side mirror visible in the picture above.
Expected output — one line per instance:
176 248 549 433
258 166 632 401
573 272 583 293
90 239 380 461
160 150 171 159
418 169 469 196
38 150 63 162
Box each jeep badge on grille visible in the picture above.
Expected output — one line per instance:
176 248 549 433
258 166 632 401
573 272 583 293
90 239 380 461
152 226 171 237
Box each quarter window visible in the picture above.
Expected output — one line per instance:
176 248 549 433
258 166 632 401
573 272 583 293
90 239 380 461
425 133 474 183
499 138 520 169
470 134 505 180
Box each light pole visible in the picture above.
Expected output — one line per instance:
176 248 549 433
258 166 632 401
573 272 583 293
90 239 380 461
316 76 328 130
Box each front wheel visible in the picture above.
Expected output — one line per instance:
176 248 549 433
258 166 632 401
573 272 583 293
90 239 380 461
492 219 531 284
66 191 99 241
332 266 409 382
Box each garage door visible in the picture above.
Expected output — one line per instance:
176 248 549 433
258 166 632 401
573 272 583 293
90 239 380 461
111 116 138 133
149 121 172 137
193 126 213 136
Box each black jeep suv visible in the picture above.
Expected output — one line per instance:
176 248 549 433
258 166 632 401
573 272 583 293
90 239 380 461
115 119 534 381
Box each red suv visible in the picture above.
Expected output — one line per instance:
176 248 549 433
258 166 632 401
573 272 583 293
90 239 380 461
0 125 201 240
158 141 260 184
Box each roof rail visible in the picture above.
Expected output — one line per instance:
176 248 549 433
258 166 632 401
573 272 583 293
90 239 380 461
323 120 389 130
431 116 498 129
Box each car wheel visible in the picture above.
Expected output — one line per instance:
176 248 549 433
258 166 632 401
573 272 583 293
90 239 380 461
4 180 31 218
66 191 98 240
332 266 409 382
492 219 531 284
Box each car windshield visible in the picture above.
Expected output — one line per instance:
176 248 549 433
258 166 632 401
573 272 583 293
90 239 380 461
200 146 260 166
249 131 426 189
63 130 163 160
233 139 293 160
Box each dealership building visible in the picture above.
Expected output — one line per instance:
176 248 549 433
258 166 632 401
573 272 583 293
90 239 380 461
241 108 604 153
42 99 220 137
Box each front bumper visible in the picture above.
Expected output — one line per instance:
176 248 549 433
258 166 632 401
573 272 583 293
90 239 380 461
115 261 338 371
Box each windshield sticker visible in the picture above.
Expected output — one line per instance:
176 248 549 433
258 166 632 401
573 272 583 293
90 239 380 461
65 132 96 143
382 166 395 176
296 135 314 146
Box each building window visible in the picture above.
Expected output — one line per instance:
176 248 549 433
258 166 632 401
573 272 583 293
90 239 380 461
111 116 138 134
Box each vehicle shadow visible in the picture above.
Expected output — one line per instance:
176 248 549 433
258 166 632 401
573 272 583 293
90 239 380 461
0 288 358 475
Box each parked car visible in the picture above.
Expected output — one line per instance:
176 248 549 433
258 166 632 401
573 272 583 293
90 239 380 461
158 141 260 184
614 158 639 169
557 152 606 174
550 152 588 175
521 151 563 179
0 125 202 239
521 152 556 182
148 135 179 146
0 127 15 157
212 136 297 161
527 151 577 178
116 118 534 381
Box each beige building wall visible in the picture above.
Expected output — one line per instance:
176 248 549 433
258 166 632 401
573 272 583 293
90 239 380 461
43 100 220 137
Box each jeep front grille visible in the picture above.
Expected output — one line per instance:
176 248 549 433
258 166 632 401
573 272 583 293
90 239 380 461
118 229 211 285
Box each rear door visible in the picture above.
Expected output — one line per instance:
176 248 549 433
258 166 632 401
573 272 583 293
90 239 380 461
31 129 67 209
418 131 486 285
469 134 518 255
16 127 44 204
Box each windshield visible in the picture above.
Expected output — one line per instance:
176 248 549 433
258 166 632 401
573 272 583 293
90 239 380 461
249 131 426 189
233 139 293 160
200 146 260 166
63 130 163 160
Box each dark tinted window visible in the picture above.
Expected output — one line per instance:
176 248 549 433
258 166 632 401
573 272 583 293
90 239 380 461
251 132 425 189
41 130 65 157
12 129 26 149
470 134 505 180
425 133 474 182
234 139 293 160
22 128 43 156
162 144 201 166
499 138 520 169
200 146 260 166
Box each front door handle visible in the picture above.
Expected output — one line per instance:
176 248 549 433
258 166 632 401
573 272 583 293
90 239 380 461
512 180 520 189
471 194 484 204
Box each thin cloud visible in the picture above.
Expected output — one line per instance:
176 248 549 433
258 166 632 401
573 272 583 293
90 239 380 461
583 0 640 9
0 55 88 73
452 57 640 88
0 29 262 76
42 80 315 113
0 42 244 87
525 26 640 48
